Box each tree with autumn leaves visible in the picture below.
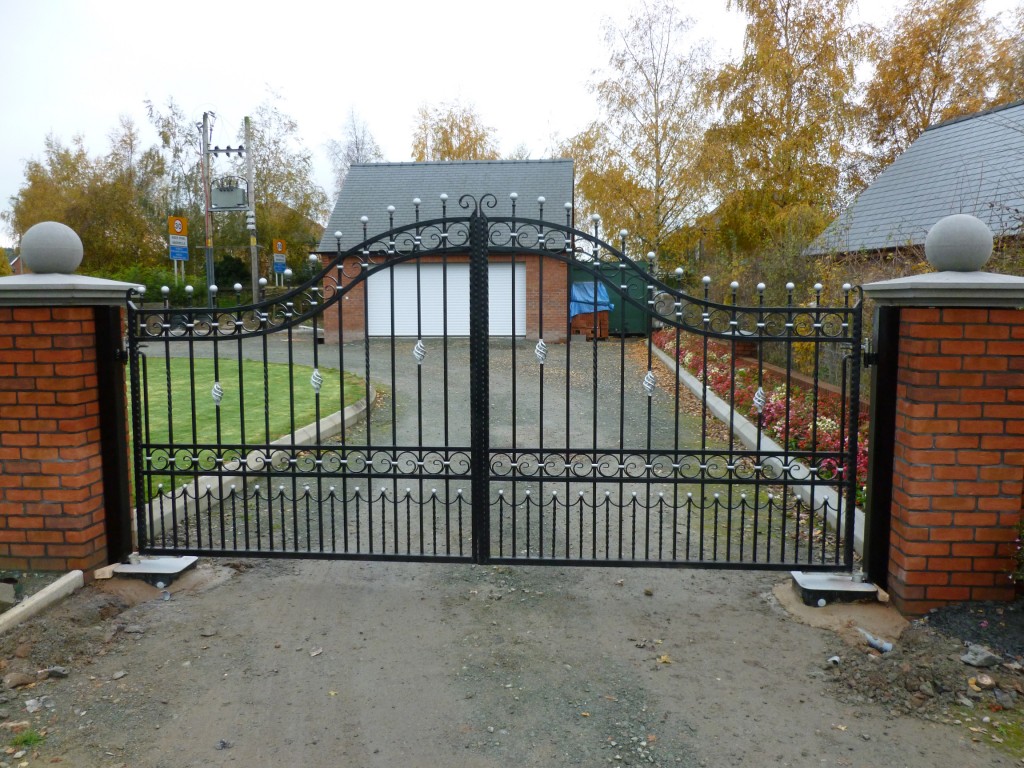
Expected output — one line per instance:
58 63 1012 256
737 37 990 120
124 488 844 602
562 2 712 269
569 0 1024 287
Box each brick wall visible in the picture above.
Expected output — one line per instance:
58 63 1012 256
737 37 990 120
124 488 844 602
0 306 108 571
887 307 1024 614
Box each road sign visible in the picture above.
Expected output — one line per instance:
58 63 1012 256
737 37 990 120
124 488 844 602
168 216 188 236
169 234 189 261
273 253 287 274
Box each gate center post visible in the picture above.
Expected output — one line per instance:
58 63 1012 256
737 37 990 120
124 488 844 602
468 208 491 563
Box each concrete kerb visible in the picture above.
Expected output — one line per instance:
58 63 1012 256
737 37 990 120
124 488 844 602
142 387 376 540
651 346 865 557
0 571 85 636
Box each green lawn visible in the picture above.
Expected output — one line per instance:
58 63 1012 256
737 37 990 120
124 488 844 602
137 357 365 499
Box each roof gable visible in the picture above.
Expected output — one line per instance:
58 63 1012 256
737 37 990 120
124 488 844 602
810 100 1024 255
317 159 574 252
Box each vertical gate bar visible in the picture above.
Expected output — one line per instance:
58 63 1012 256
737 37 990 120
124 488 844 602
725 281 739 563
336 259 348 554
235 306 249 551
285 307 300 552
617 265 627 560
536 205 545 561
509 199 518 561
388 255 398 556
160 301 176 548
809 287 823 565
781 283 795 562
469 207 491 563
185 309 202 549
838 349 851 566
415 206 426 556
644 263 654 560
141 354 158 548
590 267 600 561
261 312 271 551
673 275 683 561
752 286 766 562
845 297 864 569
311 301 324 552
126 306 148 552
834 286 853 566
361 252 373 554
210 298 223 550
440 197 453 555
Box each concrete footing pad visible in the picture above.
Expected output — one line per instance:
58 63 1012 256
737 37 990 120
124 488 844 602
791 571 878 608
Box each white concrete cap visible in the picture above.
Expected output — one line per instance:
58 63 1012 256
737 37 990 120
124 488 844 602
21 221 84 274
924 214 993 272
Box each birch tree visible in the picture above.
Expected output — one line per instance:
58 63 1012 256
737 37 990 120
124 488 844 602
411 102 500 162
704 0 864 264
563 1 711 268
326 109 385 198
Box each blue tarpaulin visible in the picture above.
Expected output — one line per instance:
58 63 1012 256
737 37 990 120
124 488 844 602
569 281 614 318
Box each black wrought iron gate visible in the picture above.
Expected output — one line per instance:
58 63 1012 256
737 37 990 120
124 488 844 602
128 193 863 570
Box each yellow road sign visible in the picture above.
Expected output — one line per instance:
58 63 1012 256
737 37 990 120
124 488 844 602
168 216 188 236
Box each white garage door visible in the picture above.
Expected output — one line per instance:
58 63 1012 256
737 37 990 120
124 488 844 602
366 263 526 336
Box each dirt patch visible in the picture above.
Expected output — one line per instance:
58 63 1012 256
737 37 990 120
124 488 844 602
775 589 1024 758
773 581 909 649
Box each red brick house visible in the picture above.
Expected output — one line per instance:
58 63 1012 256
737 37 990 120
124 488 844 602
315 159 575 342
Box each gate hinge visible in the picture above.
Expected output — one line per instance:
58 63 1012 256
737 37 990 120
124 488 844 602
862 340 877 368
115 346 129 365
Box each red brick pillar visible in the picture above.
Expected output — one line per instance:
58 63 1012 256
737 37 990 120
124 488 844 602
0 222 138 574
0 307 108 570
864 215 1024 615
887 307 1024 613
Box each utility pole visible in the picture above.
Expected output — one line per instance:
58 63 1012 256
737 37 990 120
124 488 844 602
201 112 215 306
245 116 259 300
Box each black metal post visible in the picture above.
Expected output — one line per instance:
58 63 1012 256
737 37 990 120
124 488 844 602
468 207 491 563
95 305 133 563
863 305 900 589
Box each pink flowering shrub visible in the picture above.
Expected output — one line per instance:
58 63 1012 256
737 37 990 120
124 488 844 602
652 329 870 502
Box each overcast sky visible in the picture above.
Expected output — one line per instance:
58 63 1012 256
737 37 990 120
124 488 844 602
0 0 1018 248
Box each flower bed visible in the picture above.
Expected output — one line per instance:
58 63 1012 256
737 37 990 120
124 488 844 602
652 329 870 502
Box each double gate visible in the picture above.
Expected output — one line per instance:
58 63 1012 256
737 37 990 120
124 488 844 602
128 193 863 570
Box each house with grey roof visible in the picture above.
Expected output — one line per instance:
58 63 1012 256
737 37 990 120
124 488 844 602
318 159 575 252
809 100 1024 256
316 159 576 340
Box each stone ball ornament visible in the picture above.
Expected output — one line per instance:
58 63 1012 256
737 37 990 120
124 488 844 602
924 214 993 272
21 221 84 274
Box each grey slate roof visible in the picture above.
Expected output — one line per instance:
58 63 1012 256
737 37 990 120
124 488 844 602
317 159 575 253
809 100 1024 255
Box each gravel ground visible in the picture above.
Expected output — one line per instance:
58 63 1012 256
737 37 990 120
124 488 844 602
0 560 1017 768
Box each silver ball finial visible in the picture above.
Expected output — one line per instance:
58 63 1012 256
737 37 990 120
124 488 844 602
925 214 993 272
20 221 84 274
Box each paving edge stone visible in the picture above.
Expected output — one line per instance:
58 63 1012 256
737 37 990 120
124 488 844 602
0 571 84 636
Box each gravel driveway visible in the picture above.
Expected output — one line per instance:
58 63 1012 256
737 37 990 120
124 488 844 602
1 559 1011 767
